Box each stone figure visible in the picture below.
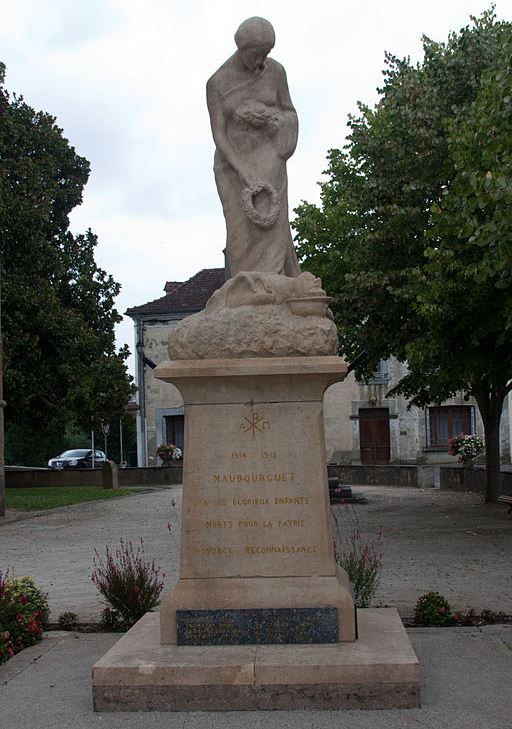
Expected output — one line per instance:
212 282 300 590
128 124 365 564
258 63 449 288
207 16 300 277
168 16 338 360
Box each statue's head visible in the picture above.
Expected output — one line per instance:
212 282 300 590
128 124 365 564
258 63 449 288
235 17 275 70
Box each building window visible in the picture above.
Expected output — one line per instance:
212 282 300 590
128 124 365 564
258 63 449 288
364 359 390 385
426 406 475 447
165 414 184 452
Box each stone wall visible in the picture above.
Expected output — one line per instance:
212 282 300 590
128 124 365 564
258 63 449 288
119 466 182 486
6 467 104 488
9 464 440 489
327 463 436 488
11 464 512 494
5 465 183 489
323 373 359 462
440 465 512 496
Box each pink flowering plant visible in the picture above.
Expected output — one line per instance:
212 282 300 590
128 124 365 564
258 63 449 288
156 443 182 462
0 571 49 664
167 497 180 548
91 538 164 630
447 433 484 464
332 504 384 608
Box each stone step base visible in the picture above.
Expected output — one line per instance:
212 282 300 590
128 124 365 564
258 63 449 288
92 608 420 711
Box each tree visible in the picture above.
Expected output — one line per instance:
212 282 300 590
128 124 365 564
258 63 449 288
0 63 134 465
293 10 512 502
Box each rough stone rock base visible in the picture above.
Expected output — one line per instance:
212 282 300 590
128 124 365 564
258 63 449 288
169 304 338 359
92 608 420 712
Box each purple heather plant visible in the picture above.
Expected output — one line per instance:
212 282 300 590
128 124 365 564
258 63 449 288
91 538 164 629
332 504 384 608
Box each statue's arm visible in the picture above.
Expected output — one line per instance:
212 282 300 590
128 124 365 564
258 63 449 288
276 65 298 160
207 77 253 187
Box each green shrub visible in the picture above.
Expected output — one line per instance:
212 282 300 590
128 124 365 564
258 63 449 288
414 591 454 626
91 539 164 629
99 606 124 631
0 572 49 663
3 574 49 627
57 611 78 630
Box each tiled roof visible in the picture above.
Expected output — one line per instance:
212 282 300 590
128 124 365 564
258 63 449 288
126 268 226 317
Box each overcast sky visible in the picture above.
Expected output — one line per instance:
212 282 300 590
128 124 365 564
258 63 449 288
2 0 509 374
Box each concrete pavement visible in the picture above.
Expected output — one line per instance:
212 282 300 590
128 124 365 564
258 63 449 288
1 624 512 728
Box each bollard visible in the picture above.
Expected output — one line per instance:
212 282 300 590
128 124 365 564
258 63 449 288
102 460 119 490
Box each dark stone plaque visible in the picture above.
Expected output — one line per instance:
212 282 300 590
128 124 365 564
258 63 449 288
176 607 338 646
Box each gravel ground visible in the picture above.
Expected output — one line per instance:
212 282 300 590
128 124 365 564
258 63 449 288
1 485 511 622
339 486 512 617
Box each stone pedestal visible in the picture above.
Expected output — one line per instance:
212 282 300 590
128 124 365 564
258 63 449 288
154 356 356 644
92 609 420 711
92 355 421 711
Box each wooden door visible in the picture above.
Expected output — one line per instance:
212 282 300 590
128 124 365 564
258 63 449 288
359 408 390 464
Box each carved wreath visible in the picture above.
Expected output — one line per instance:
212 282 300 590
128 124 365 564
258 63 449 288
241 182 280 229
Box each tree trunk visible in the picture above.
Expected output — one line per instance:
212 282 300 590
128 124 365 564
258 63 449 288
475 389 504 503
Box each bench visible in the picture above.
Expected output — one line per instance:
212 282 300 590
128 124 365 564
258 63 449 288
497 495 512 513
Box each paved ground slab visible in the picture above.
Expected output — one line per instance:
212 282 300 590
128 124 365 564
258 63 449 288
1 625 511 728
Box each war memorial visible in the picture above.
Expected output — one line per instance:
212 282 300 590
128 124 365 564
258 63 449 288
92 17 419 711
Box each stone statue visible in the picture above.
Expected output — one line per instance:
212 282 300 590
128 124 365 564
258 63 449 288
207 17 300 277
168 17 338 360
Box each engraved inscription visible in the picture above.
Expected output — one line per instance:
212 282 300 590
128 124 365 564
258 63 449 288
194 546 232 555
232 497 270 505
202 497 227 506
231 450 247 459
278 519 305 527
261 450 277 459
176 608 338 646
213 472 295 483
274 495 310 505
205 520 233 528
188 402 324 568
200 496 311 507
239 412 271 436
245 544 318 554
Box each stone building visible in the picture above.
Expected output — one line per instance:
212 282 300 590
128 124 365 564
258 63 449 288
127 268 511 468
126 269 226 467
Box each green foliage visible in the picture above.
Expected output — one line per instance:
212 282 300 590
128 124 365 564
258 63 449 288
100 606 122 631
4 422 91 467
3 573 49 627
0 572 49 662
332 505 384 607
293 9 512 501
57 611 79 630
0 66 134 462
91 539 164 629
414 591 454 626
5 413 137 468
6 486 134 511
